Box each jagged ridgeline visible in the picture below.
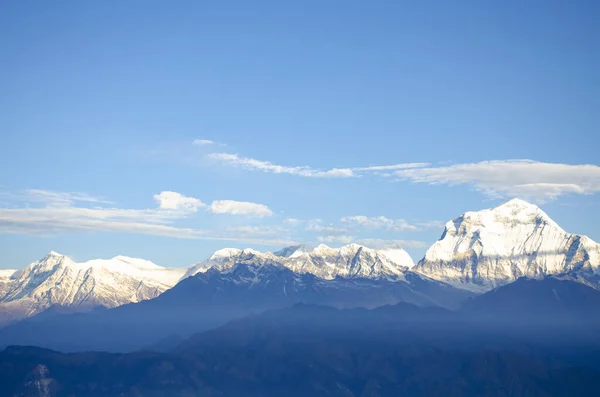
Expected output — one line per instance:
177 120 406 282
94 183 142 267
1 198 600 352
414 199 600 291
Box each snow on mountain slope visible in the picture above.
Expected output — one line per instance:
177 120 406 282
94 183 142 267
284 244 411 280
413 198 600 292
379 249 415 269
0 269 17 302
181 248 273 279
273 244 314 258
184 243 414 281
0 252 187 325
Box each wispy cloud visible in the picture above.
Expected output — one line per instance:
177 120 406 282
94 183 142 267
192 139 217 146
0 212 203 239
206 149 600 202
0 189 205 238
354 238 428 249
21 190 113 207
317 235 355 245
283 218 349 236
0 207 293 246
339 216 444 232
224 225 290 239
207 152 430 179
416 220 446 230
277 215 440 250
315 236 427 249
395 160 600 202
0 190 288 245
341 215 418 232
353 163 430 172
207 153 355 178
282 218 303 226
305 222 349 236
208 200 273 216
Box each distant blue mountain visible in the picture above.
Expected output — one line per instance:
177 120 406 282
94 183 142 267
0 263 470 352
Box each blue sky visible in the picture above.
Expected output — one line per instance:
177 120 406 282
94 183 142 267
1 0 599 268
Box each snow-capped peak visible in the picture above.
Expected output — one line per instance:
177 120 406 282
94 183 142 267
413 199 600 292
273 244 314 258
0 252 189 324
192 243 413 281
490 198 558 226
313 243 334 254
209 248 242 260
0 269 16 279
109 256 163 269
498 197 537 209
339 243 364 254
241 248 261 256
379 249 416 269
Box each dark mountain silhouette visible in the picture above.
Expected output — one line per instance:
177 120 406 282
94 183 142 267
0 263 471 352
460 276 600 325
3 291 600 397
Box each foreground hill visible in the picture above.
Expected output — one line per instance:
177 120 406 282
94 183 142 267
2 277 600 396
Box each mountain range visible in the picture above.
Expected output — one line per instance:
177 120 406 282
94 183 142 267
2 198 600 395
0 244 412 325
0 243 418 326
184 243 414 279
0 253 187 326
0 261 468 352
1 198 600 351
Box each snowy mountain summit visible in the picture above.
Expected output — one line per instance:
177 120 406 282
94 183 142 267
0 244 415 326
0 252 187 325
185 243 414 281
413 198 600 292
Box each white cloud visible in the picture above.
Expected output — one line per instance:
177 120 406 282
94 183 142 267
205 236 297 246
354 163 430 172
206 150 600 202
341 215 418 231
208 153 435 179
0 211 204 239
317 235 355 245
208 153 355 178
314 236 427 249
306 223 349 235
0 189 204 239
354 238 428 249
153 191 205 212
0 189 437 250
416 220 446 230
224 225 290 238
21 190 113 207
0 190 290 245
283 218 323 226
192 139 216 146
396 160 600 202
317 168 355 178
208 200 273 216
299 219 349 235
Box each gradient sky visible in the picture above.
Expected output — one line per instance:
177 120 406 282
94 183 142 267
1 0 599 268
